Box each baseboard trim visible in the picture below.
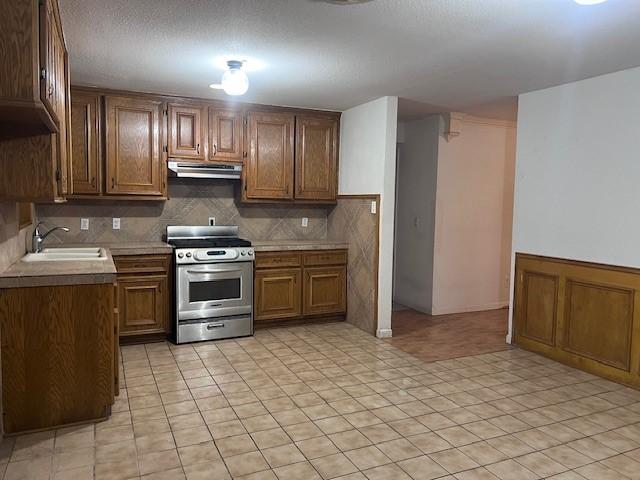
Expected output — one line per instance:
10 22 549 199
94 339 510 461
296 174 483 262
431 301 508 316
376 328 393 338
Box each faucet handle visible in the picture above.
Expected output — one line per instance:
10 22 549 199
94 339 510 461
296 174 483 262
33 221 45 235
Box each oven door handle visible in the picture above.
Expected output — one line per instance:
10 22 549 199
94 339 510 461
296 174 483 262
206 323 225 329
186 269 244 275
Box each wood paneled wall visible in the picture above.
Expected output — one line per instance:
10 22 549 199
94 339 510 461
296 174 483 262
514 253 640 388
0 283 115 433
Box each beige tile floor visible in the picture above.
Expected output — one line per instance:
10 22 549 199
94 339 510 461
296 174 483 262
3 322 640 479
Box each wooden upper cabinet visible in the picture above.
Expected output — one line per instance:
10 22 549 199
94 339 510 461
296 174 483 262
0 0 72 202
209 108 244 163
105 96 165 196
0 0 68 135
70 91 101 194
168 102 206 160
295 116 338 201
246 112 295 200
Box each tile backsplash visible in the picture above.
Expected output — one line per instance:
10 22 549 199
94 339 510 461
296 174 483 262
0 202 32 272
36 179 330 244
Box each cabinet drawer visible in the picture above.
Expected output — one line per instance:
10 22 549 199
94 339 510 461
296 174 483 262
114 255 170 274
255 252 302 269
303 250 347 266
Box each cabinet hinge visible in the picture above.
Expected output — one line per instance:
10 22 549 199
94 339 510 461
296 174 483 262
40 68 46 80
163 145 168 153
163 109 168 116
55 169 61 181
243 151 247 158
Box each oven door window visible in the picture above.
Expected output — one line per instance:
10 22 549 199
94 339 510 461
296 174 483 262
190 278 241 303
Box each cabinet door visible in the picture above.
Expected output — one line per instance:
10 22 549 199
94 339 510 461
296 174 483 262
168 103 206 160
105 96 164 196
117 275 167 336
39 0 58 122
246 112 294 200
303 266 346 317
295 116 338 201
70 91 101 194
209 108 243 162
254 268 301 321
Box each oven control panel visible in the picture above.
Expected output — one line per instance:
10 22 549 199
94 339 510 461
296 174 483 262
175 248 254 264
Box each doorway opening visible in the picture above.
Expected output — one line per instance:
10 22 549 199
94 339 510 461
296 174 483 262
390 98 517 361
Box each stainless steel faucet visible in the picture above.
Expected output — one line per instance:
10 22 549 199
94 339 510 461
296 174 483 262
31 222 70 253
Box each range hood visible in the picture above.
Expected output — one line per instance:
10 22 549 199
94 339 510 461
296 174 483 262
168 161 242 180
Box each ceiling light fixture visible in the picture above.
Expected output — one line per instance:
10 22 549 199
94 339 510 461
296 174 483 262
573 0 608 5
210 60 249 96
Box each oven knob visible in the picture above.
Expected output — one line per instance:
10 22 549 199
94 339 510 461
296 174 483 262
186 252 192 258
177 253 184 258
248 249 254 256
241 251 246 256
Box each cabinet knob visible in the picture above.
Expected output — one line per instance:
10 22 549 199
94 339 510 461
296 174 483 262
111 178 115 189
196 143 200 155
212 143 217 156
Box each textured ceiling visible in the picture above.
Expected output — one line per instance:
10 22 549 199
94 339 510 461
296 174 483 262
59 0 640 120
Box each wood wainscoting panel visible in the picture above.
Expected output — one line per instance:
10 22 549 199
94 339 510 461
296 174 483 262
514 253 640 389
519 271 558 346
563 279 633 371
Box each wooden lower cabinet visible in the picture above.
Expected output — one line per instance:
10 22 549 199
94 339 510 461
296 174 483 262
254 249 347 325
303 266 346 316
114 254 170 341
0 282 115 434
514 253 640 388
117 275 167 336
255 268 302 321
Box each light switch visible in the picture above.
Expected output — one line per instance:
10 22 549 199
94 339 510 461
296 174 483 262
112 218 121 230
208 217 216 226
80 218 89 230
301 217 308 227
371 201 377 214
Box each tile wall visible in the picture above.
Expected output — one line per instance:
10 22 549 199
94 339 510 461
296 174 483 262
36 180 328 244
328 196 379 336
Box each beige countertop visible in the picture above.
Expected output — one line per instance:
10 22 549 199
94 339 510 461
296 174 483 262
0 250 117 289
0 242 173 289
251 240 350 252
96 242 173 256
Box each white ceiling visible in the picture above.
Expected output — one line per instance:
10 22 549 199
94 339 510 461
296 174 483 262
59 0 640 120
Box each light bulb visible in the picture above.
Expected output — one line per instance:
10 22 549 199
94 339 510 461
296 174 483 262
573 0 608 5
221 66 249 96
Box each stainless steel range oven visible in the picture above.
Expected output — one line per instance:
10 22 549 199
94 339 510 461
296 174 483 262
167 226 254 343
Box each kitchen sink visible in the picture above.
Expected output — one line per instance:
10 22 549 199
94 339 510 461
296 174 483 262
22 247 108 262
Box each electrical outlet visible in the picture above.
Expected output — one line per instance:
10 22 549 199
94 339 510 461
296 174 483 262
80 218 89 231
301 217 308 228
112 218 120 230
371 201 377 214
208 217 216 226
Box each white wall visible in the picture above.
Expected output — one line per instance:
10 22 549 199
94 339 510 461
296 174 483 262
432 117 517 315
339 96 398 337
393 116 440 312
509 66 640 340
